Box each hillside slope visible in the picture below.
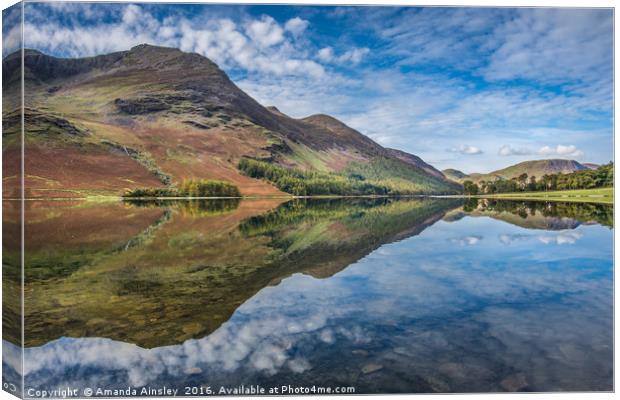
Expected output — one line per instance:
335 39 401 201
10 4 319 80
442 168 468 182
2 44 459 198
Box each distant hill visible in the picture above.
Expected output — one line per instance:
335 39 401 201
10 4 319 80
445 159 590 183
2 44 459 198
476 159 588 181
442 168 468 182
583 163 600 170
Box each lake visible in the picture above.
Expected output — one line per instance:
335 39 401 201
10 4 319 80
2 197 613 394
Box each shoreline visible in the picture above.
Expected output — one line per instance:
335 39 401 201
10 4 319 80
5 194 442 201
2 195 614 206
2 188 614 205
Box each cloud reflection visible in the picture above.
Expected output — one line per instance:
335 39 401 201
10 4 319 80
449 235 483 246
538 231 583 245
498 233 532 245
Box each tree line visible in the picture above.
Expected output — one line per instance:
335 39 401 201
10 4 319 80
124 179 241 198
463 162 613 195
238 158 392 196
238 158 464 196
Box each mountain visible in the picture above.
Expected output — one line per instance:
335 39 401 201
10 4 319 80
2 44 459 198
445 159 589 183
442 168 468 182
583 163 600 170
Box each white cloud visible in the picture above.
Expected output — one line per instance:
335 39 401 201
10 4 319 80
317 47 334 62
338 47 370 64
2 5 23 56
122 4 141 24
21 5 324 79
245 15 284 48
284 17 309 36
538 144 583 158
498 145 533 156
483 9 612 88
371 7 612 93
237 73 354 118
448 145 483 155
316 46 369 65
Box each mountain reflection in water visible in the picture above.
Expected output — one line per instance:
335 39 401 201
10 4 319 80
2 197 613 393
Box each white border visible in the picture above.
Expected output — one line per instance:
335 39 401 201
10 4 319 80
0 1 615 400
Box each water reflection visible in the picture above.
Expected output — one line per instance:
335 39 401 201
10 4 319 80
124 198 241 215
11 197 461 348
459 198 612 228
2 198 613 393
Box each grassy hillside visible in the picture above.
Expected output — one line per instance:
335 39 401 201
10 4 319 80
239 157 461 196
442 168 468 182
343 157 462 194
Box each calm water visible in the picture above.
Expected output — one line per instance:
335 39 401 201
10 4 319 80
2 198 613 395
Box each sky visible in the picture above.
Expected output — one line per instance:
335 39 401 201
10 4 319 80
2 2 614 173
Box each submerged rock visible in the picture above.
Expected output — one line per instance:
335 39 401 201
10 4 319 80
361 363 383 374
184 367 203 375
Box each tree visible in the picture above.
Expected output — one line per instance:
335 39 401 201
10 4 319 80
517 173 528 191
541 174 551 191
463 180 479 195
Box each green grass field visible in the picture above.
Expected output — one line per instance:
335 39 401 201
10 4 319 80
475 187 614 204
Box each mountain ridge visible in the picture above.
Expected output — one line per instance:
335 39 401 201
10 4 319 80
2 44 459 198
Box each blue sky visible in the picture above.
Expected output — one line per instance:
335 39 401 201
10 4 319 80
3 3 614 173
